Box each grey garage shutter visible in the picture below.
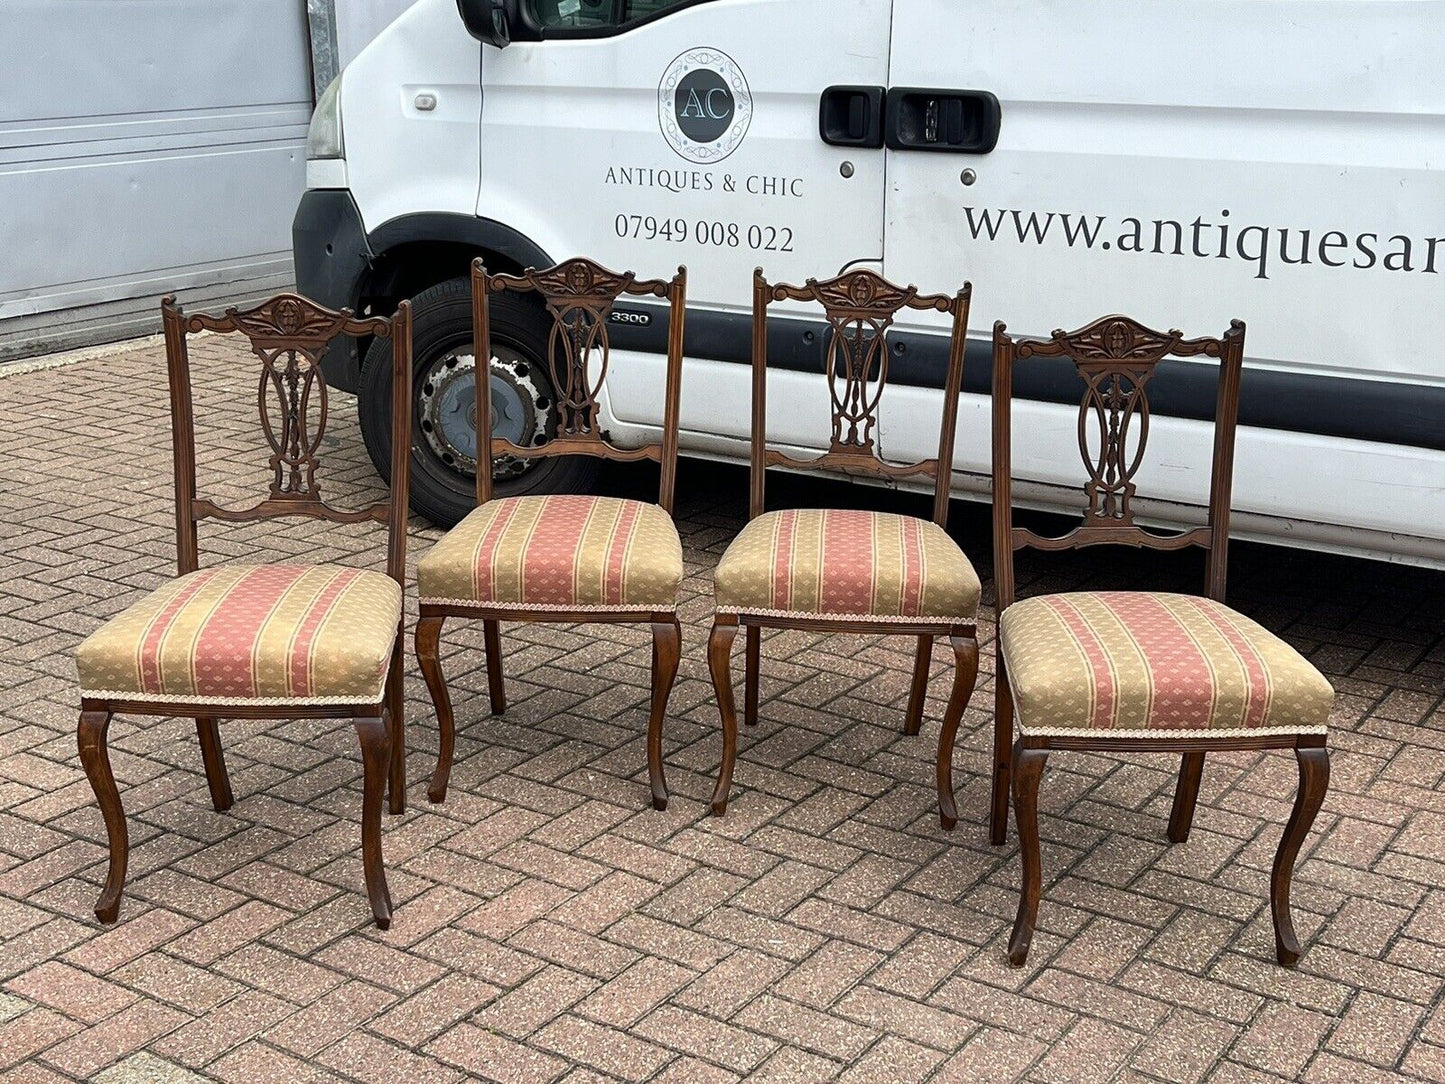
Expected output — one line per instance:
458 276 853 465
0 0 314 359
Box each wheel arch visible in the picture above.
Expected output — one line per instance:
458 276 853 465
360 213 554 314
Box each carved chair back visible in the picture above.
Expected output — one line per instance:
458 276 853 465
473 258 688 513
750 267 972 527
160 294 413 585
991 315 1246 610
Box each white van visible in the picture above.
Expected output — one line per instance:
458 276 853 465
292 0 1445 567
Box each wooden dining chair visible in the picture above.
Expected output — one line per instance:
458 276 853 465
991 315 1334 966
707 268 980 820
416 258 687 810
75 293 413 928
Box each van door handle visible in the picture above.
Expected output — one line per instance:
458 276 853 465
885 88 1000 153
819 85 886 148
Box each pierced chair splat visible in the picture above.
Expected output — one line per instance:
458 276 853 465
75 293 414 929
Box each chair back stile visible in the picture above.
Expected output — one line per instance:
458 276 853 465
161 298 201 577
991 316 1246 612
383 303 414 586
1205 329 1247 600
158 294 414 588
472 257 688 513
990 331 1017 615
748 267 972 527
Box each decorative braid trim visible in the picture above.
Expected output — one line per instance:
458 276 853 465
716 606 973 625
80 685 387 708
420 597 676 614
1002 651 1330 740
1018 723 1329 739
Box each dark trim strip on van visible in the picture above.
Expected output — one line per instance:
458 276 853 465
606 304 1445 453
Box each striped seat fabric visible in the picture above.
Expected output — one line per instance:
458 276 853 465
418 495 683 611
76 565 402 706
999 591 1333 737
713 508 980 622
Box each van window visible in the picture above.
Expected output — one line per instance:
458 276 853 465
528 0 709 33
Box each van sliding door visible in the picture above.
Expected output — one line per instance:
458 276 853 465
882 0 1445 551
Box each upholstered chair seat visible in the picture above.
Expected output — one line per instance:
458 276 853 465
999 591 1333 738
714 508 980 623
417 494 683 612
77 565 403 706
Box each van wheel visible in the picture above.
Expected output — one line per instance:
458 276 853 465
358 276 599 528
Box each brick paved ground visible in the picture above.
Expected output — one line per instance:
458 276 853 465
1 333 1443 1084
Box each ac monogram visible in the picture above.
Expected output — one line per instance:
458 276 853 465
658 49 752 164
679 87 732 121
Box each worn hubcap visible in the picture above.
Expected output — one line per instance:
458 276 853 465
417 347 551 479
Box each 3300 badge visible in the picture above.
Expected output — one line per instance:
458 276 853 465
613 214 794 252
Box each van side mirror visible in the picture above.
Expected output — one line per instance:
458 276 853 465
457 0 511 47
457 0 544 45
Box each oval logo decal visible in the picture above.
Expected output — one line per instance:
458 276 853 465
658 48 752 164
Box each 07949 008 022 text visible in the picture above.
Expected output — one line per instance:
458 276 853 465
613 213 794 252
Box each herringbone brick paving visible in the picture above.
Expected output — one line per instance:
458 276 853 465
1 334 1442 1083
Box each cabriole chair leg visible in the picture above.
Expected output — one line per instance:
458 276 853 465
647 618 682 811
415 614 455 804
935 633 980 831
77 710 127 923
353 715 394 929
194 715 234 812
1007 741 1048 967
708 619 740 816
1272 745 1330 966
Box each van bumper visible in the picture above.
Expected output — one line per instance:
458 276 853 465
292 187 371 392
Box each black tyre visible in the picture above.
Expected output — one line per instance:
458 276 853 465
358 276 599 527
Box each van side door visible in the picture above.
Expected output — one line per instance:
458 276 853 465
476 0 893 448
881 0 1445 549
